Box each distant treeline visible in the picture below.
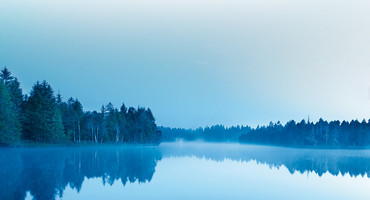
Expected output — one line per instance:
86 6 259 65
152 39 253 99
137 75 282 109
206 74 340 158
239 119 370 148
0 67 161 145
161 118 370 148
160 125 252 142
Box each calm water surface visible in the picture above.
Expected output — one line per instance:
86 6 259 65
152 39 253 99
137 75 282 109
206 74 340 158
1 142 370 200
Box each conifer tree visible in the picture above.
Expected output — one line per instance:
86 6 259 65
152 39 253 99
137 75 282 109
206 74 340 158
23 81 65 142
6 78 24 114
0 82 21 144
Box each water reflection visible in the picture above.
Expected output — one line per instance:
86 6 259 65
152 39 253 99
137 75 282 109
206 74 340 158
1 142 370 200
161 142 370 177
0 146 161 200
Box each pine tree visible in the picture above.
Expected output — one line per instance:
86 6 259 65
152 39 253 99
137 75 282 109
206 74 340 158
99 105 107 143
0 67 23 117
118 103 128 142
126 107 138 142
103 103 115 142
73 99 83 142
0 82 21 144
6 78 23 112
23 81 66 143
0 67 13 83
0 67 23 144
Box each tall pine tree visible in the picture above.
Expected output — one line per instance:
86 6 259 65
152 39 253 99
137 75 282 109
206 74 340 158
0 82 21 144
23 81 65 143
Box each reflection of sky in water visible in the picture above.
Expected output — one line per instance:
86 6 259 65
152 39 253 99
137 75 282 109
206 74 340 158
57 157 370 200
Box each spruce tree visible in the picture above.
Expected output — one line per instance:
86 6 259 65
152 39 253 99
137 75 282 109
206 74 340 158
118 103 128 142
6 78 24 115
0 67 13 83
0 82 21 144
23 81 65 143
72 99 83 142
0 67 23 117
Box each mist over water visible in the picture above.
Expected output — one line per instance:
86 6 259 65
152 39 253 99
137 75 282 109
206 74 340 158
1 0 369 199
2 142 370 200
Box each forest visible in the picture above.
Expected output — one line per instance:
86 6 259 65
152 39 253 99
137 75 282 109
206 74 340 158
161 119 370 148
0 67 161 145
2 67 370 148
239 119 370 148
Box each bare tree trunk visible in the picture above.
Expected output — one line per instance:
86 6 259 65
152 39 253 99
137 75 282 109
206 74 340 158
96 127 99 143
91 125 94 143
73 125 76 143
78 119 81 142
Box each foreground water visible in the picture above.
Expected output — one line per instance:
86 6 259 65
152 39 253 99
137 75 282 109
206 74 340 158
1 142 370 200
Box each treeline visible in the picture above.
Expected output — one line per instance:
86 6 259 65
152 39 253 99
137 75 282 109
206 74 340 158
160 125 252 142
0 67 161 145
239 119 370 148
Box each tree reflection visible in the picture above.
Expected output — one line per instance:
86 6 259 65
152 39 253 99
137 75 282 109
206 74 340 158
2 143 370 200
0 146 161 200
161 143 370 178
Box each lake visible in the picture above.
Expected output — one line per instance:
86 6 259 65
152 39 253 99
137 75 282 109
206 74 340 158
1 142 370 200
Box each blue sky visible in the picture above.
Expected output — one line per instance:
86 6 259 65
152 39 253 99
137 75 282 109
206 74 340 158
1 0 370 128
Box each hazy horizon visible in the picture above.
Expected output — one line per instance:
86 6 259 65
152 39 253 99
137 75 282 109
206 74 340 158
1 0 370 128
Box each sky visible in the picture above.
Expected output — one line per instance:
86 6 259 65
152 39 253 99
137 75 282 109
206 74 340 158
1 0 370 128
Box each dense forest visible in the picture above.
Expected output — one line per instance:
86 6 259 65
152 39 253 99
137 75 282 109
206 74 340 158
2 67 370 148
161 118 370 148
0 67 161 145
239 119 370 148
160 125 252 142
